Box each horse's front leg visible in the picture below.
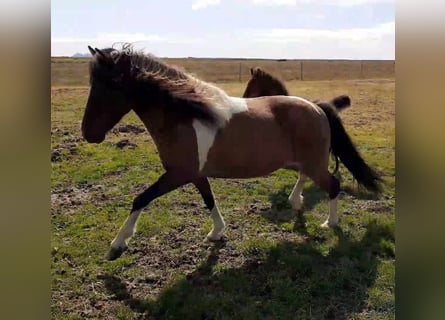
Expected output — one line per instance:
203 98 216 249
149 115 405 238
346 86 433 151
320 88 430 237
106 170 193 261
193 177 226 241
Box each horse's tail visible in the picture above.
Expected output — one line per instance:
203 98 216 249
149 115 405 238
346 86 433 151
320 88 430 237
317 103 382 193
330 95 351 112
313 95 351 112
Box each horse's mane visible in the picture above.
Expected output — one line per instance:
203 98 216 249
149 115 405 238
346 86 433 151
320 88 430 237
96 44 229 126
250 67 289 96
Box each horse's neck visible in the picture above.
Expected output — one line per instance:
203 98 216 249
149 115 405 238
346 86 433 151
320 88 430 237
133 101 180 149
132 102 169 145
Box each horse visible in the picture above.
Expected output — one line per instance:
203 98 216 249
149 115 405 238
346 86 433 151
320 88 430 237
243 66 352 174
82 45 381 261
243 67 351 112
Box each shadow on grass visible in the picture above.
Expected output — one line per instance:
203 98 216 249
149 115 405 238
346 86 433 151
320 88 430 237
102 221 394 319
341 185 381 200
260 180 381 226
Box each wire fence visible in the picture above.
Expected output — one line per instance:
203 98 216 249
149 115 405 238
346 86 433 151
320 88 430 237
165 58 395 82
51 57 395 87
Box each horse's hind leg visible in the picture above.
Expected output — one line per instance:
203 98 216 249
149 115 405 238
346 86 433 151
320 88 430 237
288 173 307 211
303 168 340 228
193 177 226 241
319 171 340 227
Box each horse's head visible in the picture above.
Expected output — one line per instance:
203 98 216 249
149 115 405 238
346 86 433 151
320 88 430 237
81 46 134 143
242 67 289 98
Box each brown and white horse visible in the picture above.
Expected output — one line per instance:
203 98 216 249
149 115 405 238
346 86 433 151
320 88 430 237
82 45 381 261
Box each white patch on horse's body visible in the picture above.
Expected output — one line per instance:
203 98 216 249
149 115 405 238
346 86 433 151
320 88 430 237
192 120 219 171
207 205 225 240
222 96 249 116
193 89 248 171
200 82 248 122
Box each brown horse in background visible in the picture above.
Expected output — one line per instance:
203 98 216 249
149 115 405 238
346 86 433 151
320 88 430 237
82 45 381 261
243 67 351 112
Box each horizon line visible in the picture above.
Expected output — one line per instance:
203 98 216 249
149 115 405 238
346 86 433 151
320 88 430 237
51 55 395 61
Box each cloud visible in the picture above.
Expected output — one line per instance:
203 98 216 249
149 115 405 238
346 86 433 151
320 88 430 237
250 0 393 6
196 0 393 8
51 24 394 59
250 21 395 43
249 0 297 5
51 33 203 56
191 0 221 10
51 33 202 45
324 0 393 6
190 0 392 10
314 14 326 20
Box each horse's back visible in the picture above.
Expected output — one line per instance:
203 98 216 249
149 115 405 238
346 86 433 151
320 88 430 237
246 95 329 138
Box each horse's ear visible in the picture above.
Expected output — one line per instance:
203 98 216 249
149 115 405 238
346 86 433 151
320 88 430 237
88 46 96 56
95 48 107 59
250 67 254 75
252 67 263 77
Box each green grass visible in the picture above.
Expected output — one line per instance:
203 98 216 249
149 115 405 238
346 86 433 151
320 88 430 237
51 76 395 319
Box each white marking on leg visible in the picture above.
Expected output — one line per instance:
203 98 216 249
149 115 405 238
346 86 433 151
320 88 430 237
321 197 338 228
289 174 307 210
207 205 226 241
111 210 142 249
192 96 248 171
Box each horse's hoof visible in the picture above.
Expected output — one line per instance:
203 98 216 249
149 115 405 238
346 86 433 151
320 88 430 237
206 231 227 242
320 220 338 228
106 245 127 261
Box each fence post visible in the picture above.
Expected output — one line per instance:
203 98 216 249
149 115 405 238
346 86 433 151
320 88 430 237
239 62 242 82
360 60 364 78
300 61 304 81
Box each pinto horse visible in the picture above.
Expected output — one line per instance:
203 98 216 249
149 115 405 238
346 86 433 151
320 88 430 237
82 45 381 261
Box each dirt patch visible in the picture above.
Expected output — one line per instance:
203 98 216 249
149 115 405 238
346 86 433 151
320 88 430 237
51 184 106 215
51 142 79 162
51 128 84 140
352 199 394 214
114 224 245 299
114 139 138 149
112 124 146 134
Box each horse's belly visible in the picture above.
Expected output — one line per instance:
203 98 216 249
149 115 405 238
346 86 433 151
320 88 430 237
202 130 293 178
204 161 284 179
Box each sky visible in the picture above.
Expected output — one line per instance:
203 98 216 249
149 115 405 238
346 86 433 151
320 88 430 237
51 0 395 59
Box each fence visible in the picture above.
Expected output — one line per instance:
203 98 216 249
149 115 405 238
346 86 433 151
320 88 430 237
51 57 395 87
165 58 395 83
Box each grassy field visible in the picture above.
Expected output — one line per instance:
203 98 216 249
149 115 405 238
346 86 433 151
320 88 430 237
51 58 395 319
51 57 394 86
